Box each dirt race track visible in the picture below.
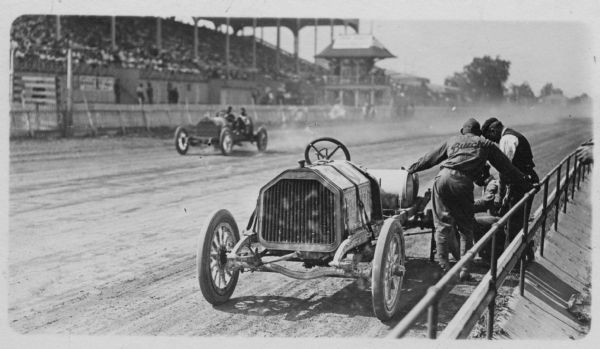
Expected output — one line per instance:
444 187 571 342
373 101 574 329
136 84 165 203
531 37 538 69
8 113 592 337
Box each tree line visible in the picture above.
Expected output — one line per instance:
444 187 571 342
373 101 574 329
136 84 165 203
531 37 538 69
444 55 590 104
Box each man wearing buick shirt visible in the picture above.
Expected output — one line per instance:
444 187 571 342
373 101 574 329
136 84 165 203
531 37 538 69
407 118 532 281
481 118 539 261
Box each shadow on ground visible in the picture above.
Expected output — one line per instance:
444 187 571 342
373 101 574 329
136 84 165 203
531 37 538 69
214 257 467 328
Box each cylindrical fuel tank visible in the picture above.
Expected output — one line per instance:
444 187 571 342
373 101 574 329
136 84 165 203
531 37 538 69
367 169 419 210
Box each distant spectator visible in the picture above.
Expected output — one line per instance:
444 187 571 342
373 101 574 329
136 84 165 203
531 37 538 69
136 83 145 104
146 82 153 104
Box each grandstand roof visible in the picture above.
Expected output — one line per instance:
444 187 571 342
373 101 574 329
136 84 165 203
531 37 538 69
315 34 395 59
200 17 359 34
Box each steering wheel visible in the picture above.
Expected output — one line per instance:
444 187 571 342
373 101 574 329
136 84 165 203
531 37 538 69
304 137 351 165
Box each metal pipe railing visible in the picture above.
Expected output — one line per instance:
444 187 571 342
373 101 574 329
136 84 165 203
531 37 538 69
388 141 591 339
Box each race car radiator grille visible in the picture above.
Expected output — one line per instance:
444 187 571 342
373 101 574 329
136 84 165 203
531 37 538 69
259 179 336 247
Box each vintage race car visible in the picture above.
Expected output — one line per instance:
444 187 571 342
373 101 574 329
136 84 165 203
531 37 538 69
195 137 434 321
174 110 268 155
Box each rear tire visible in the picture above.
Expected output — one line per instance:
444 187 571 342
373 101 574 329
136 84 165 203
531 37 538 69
256 127 268 152
372 217 405 321
197 209 240 305
219 129 233 155
174 126 189 155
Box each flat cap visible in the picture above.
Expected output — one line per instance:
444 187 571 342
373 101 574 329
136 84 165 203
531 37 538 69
461 118 482 136
481 117 501 135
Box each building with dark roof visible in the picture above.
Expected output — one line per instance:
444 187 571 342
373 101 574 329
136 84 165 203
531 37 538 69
315 34 395 107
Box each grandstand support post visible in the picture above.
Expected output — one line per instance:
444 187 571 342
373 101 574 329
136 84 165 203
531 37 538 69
193 17 200 60
294 18 300 74
330 18 334 43
276 18 281 72
111 16 116 50
82 92 97 136
226 17 230 80
56 15 61 40
156 17 162 51
314 18 318 73
65 48 73 137
252 18 257 70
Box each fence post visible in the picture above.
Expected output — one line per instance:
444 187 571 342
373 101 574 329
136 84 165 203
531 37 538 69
427 301 439 339
165 109 172 127
572 157 577 198
519 196 531 296
554 165 561 231
117 110 126 135
504 203 512 250
140 102 150 132
487 229 498 339
35 103 41 131
563 157 570 213
540 179 549 257
487 283 497 340
429 225 436 262
26 110 33 137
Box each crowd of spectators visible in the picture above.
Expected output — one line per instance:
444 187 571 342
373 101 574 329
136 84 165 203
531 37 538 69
11 15 327 85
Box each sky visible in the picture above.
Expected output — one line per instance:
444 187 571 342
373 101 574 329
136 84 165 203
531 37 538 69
3 0 599 98
246 20 593 97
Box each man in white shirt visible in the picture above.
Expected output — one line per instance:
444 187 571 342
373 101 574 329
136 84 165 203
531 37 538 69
481 118 539 261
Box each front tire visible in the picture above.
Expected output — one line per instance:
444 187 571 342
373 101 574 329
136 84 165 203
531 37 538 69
255 127 268 152
372 217 406 321
219 129 233 155
174 126 189 155
197 209 240 305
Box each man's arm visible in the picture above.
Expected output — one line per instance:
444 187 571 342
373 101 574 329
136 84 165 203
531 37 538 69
407 141 448 173
487 145 532 192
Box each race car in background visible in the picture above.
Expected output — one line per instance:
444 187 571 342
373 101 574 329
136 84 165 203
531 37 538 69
174 108 268 156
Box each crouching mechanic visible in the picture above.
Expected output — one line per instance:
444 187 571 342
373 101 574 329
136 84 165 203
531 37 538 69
407 118 533 280
473 175 505 262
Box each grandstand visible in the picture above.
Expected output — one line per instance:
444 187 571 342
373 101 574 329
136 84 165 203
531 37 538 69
10 15 361 106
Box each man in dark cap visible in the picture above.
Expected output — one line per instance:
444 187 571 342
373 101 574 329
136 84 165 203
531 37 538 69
481 118 538 259
407 118 533 280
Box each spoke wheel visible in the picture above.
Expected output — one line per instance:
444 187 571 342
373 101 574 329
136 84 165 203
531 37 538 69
256 127 268 152
174 126 189 155
220 129 233 155
197 209 240 305
372 218 405 321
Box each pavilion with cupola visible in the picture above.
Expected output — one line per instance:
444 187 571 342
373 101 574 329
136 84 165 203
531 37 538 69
315 34 395 107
